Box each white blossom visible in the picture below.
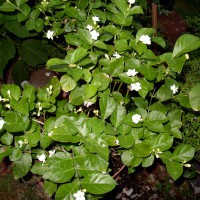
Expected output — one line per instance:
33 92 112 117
46 30 54 40
0 117 5 129
185 53 189 60
45 72 51 77
170 84 178 94
128 0 135 4
48 131 53 136
84 101 93 108
127 69 138 77
92 16 100 22
105 54 110 60
37 154 46 163
73 190 86 200
18 140 23 148
139 35 151 45
112 52 121 59
184 163 191 168
115 140 120 145
49 149 56 157
86 25 93 31
130 82 141 91
132 114 142 124
90 30 100 40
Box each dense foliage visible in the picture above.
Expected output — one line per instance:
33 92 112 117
1 0 200 199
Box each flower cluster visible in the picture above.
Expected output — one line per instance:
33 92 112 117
139 35 151 45
86 16 100 40
132 114 142 124
73 190 86 200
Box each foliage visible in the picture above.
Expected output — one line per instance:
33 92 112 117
0 0 200 199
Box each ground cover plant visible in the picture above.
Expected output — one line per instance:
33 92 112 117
1 0 200 199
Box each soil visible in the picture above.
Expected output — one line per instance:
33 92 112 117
0 6 199 200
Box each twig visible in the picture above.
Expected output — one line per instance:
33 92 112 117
32 118 44 125
112 164 126 179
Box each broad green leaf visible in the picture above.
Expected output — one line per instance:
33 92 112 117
0 39 15 78
78 29 93 45
13 153 32 179
0 146 12 162
1 84 21 101
43 159 75 183
118 134 135 148
84 84 97 99
0 2 16 12
121 150 135 166
110 104 126 128
91 73 110 91
152 36 166 48
69 86 84 106
166 160 183 181
114 39 130 51
10 98 29 116
19 39 48 67
81 174 116 195
172 144 195 162
15 0 28 7
173 34 200 58
55 182 80 200
142 155 154 167
155 85 172 102
9 147 22 162
100 94 116 119
132 142 151 157
1 132 13 145
93 40 107 50
89 117 105 134
4 111 30 132
46 58 69 72
138 78 154 99
65 47 88 65
112 0 128 15
138 65 157 81
127 6 144 15
150 133 173 151
44 181 57 197
109 57 124 77
145 111 168 123
189 83 200 111
65 6 86 21
60 75 77 92
31 162 48 176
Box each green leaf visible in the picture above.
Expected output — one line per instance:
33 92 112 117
172 144 195 162
150 133 173 151
93 40 107 50
0 39 15 78
132 142 151 157
19 39 48 67
100 94 116 119
173 34 200 58
152 36 166 48
112 0 128 15
189 83 200 111
142 155 154 167
166 160 183 181
110 104 126 128
15 0 28 7
55 182 80 200
65 47 88 65
155 85 172 102
44 181 57 197
127 6 144 15
11 98 29 116
4 111 30 132
43 159 75 183
69 86 84 106
92 73 110 91
136 28 155 43
1 132 13 145
60 75 77 92
89 117 105 134
46 58 69 72
118 134 135 148
31 162 48 175
1 84 21 100
0 2 16 12
0 146 12 162
84 84 97 99
81 173 116 195
13 153 32 179
110 57 124 77
114 39 130 51
121 150 135 166
9 147 22 162
65 6 86 21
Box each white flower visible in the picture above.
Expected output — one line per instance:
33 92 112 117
92 16 100 22
84 101 93 108
128 0 135 4
170 84 178 94
49 149 56 157
127 69 138 77
115 140 120 145
132 114 142 124
45 72 51 77
112 52 121 59
105 54 110 60
48 131 53 136
46 30 54 40
184 163 191 168
86 25 93 31
90 30 100 40
73 190 86 200
37 154 46 163
18 140 23 148
139 35 151 45
0 117 5 129
130 82 141 91
185 53 189 60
